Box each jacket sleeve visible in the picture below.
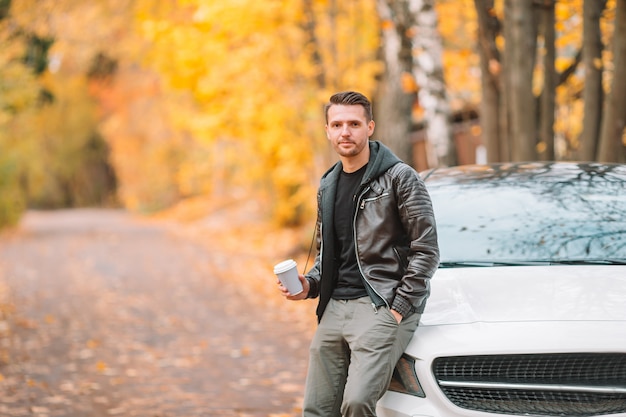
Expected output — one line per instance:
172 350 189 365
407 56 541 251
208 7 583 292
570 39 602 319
304 190 322 299
392 165 440 316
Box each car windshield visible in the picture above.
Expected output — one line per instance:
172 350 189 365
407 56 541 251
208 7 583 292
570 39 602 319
427 172 626 265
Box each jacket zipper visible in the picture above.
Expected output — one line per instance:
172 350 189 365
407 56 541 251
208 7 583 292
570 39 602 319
354 186 389 313
359 193 390 209
317 190 324 280
318 222 323 277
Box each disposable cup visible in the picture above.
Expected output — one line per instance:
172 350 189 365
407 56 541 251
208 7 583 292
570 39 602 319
273 259 303 295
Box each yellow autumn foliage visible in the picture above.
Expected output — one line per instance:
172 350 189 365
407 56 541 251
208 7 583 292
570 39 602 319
1 0 620 227
9 72 116 208
133 0 380 225
0 22 39 227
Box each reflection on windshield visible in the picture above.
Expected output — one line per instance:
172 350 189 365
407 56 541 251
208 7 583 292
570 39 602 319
429 164 626 263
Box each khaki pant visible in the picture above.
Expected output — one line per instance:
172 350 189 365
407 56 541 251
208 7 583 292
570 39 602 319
303 296 420 417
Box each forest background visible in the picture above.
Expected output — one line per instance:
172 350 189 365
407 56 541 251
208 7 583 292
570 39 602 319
1 0 625 231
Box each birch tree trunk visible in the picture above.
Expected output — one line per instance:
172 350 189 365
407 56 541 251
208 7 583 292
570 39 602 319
408 0 456 167
576 0 607 160
598 0 626 162
374 0 415 164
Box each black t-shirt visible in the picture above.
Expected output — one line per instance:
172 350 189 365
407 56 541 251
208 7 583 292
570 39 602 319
332 164 369 300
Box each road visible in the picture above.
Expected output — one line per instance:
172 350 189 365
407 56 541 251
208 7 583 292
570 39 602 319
0 208 316 417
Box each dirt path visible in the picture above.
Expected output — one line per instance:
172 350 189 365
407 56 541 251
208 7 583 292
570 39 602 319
0 208 317 417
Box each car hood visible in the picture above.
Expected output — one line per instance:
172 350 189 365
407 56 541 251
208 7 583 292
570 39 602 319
421 265 626 326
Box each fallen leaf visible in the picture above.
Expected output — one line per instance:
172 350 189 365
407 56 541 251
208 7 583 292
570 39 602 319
86 339 100 349
96 361 107 373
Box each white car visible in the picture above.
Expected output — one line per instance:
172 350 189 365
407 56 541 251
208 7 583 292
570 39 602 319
378 162 626 417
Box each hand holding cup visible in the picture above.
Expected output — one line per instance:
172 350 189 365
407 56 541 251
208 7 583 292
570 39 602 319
274 259 307 299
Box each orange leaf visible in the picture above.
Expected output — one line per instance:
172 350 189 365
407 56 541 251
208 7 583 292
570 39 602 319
96 361 107 373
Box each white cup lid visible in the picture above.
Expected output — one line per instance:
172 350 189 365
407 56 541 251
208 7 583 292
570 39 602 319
274 259 297 274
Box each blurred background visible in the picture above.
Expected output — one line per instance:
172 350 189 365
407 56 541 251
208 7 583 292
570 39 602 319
1 0 624 230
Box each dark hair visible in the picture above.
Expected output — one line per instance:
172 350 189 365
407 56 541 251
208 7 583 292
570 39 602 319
324 91 373 123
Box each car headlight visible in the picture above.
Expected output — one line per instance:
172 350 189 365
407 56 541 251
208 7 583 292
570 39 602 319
388 354 426 397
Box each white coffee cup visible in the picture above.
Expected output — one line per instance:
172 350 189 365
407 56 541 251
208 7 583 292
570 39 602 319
273 259 303 295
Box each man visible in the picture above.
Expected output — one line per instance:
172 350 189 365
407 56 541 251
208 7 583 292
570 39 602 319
279 91 439 417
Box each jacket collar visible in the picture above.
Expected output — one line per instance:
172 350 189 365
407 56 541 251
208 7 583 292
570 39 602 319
320 140 402 190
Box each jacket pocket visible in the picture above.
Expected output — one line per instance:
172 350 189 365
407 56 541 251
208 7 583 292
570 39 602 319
359 192 390 209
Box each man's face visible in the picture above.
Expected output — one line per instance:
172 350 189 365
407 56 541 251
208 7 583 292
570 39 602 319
325 104 375 159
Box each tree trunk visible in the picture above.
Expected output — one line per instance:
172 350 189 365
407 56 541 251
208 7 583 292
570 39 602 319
576 0 607 161
504 0 537 161
538 0 556 161
598 0 626 162
302 0 326 90
474 0 503 162
504 0 538 161
374 0 415 165
409 0 456 167
327 0 339 90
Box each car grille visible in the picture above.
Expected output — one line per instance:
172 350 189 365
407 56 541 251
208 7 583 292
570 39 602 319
432 353 626 416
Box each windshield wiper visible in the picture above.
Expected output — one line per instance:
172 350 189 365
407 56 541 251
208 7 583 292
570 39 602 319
439 259 626 268
548 259 626 266
439 261 551 268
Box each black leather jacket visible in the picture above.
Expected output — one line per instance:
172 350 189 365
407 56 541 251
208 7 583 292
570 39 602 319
305 141 440 321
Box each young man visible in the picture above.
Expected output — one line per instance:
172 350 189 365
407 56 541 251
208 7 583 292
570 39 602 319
279 91 440 417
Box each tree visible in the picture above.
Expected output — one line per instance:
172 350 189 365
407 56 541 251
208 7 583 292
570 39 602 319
1 0 120 214
374 0 415 164
576 0 607 160
134 0 382 224
473 0 623 163
409 0 456 166
375 0 455 168
475 0 505 161
503 0 538 161
0 0 40 226
598 0 626 162
537 0 556 161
